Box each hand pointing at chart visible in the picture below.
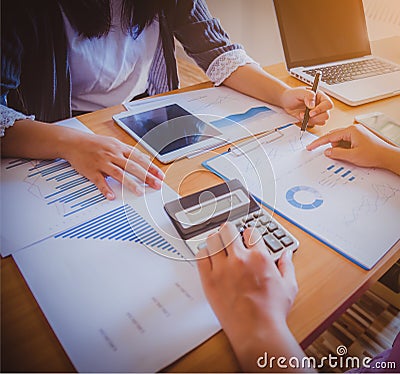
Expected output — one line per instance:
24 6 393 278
306 124 400 175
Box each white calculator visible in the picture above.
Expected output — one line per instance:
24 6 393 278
164 179 299 260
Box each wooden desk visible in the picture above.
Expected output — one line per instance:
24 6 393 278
2 39 400 373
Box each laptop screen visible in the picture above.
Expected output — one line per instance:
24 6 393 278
274 0 371 69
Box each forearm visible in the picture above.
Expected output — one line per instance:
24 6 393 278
222 63 290 107
227 319 311 373
1 119 81 160
380 145 400 175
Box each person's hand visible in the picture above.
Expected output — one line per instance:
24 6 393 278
64 132 164 200
306 124 395 169
196 223 297 365
280 87 333 127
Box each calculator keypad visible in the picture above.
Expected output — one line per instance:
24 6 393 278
186 209 299 261
231 209 298 260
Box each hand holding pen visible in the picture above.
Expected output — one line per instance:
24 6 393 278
278 74 332 130
300 71 322 139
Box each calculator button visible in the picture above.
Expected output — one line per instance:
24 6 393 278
197 242 207 251
257 226 268 235
266 221 278 232
273 229 286 239
242 216 254 224
259 216 270 225
253 211 264 218
263 234 283 252
281 236 294 247
246 221 257 228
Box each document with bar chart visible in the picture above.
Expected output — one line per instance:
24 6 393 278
12 184 220 372
204 125 400 269
2 117 221 371
0 118 123 256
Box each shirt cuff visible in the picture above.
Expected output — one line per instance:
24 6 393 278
206 49 257 86
0 105 35 137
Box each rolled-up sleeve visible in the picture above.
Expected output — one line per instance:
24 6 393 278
172 0 256 85
0 105 34 137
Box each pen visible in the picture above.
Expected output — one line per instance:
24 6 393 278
300 71 321 139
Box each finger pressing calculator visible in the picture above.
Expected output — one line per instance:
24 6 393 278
164 179 299 260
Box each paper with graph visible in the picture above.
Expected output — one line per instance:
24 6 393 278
13 185 220 372
2 117 221 371
204 125 400 269
0 118 124 256
124 86 296 142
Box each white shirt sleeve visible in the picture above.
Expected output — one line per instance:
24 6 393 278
205 49 258 86
0 105 35 137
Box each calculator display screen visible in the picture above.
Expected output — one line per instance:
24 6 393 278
187 194 241 224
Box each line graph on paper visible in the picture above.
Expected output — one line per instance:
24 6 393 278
345 183 400 224
185 91 274 124
1 157 183 258
6 158 107 217
1 156 122 255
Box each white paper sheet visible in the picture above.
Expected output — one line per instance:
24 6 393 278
0 118 125 256
13 233 219 372
3 117 221 372
204 125 400 269
123 86 296 143
12 185 220 372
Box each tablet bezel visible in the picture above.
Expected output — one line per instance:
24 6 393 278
113 104 225 163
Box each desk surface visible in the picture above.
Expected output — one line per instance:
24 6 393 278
1 37 400 373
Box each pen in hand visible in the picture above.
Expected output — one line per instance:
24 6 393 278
300 71 322 139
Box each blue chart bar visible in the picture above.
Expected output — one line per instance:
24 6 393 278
33 160 106 216
326 164 356 182
341 170 351 178
47 169 78 182
6 158 31 169
55 205 177 253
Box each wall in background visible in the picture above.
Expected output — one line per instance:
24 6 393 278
177 0 400 67
176 0 283 66
206 0 283 66
363 0 400 40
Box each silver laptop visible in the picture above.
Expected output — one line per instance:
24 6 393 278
273 0 400 106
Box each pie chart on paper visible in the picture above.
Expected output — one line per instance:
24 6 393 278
286 186 323 210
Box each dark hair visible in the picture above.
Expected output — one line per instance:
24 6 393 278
58 0 163 39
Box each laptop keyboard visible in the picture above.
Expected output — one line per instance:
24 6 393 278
305 58 400 85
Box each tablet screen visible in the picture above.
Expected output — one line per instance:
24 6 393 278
119 104 221 155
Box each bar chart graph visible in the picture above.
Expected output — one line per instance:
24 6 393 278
319 163 357 187
2 154 182 258
11 158 107 217
55 204 178 254
2 156 121 255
